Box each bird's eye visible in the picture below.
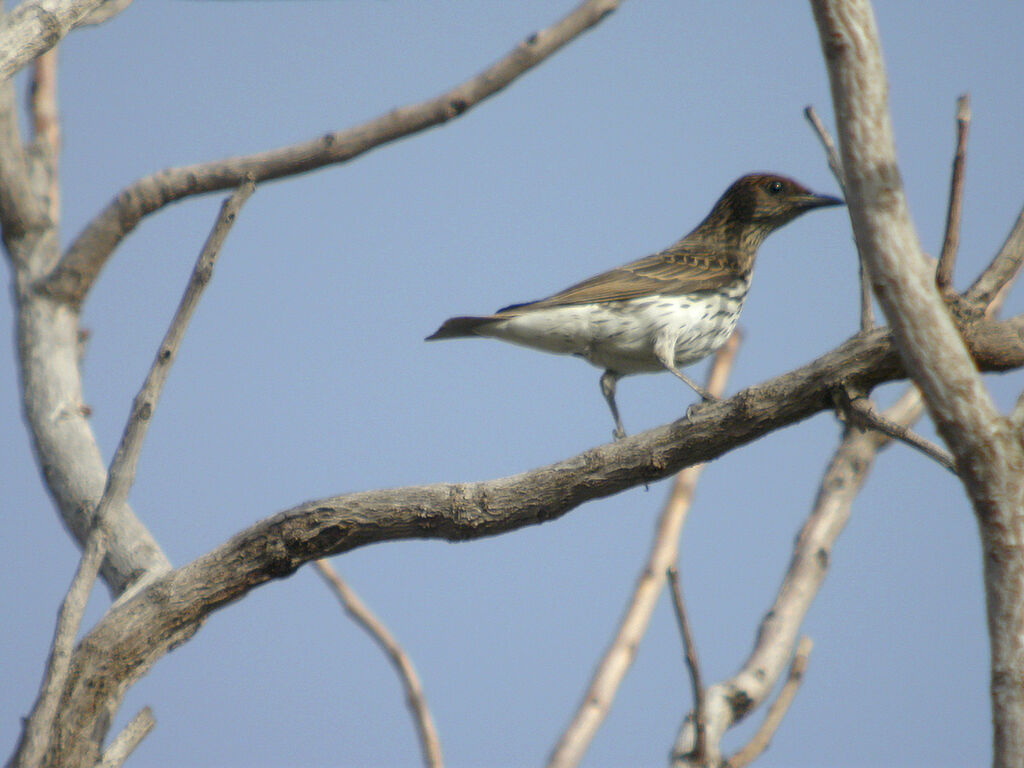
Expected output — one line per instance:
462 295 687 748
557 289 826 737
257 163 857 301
766 180 784 195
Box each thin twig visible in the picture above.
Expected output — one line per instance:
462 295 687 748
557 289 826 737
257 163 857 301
667 567 707 764
967 206 1024 310
314 560 443 768
805 104 874 330
725 637 813 768
936 94 970 292
8 181 254 768
102 178 255 518
546 333 740 768
96 707 155 768
835 386 956 473
804 106 844 190
40 0 623 307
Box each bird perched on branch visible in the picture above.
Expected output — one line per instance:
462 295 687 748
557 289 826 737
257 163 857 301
427 173 843 439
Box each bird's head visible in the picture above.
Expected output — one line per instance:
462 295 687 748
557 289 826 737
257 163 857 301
722 173 844 227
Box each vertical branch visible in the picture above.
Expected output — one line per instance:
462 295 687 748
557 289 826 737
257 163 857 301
936 94 970 292
811 4 1024 767
29 47 60 223
667 567 707 764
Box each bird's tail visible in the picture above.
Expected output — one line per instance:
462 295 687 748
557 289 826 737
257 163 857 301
425 315 498 340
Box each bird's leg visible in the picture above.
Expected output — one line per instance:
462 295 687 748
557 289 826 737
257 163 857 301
600 370 627 440
653 335 719 403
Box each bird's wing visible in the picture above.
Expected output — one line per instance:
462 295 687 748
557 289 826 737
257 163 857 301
497 243 743 313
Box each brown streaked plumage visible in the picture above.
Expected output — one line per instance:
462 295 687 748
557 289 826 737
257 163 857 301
428 173 843 438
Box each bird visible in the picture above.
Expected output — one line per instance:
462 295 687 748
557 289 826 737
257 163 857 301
426 173 843 439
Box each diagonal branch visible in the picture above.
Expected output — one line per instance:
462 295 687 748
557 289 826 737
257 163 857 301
37 0 623 307
101 179 254 521
314 560 443 768
670 387 925 765
967 205 1024 310
43 313 1024 768
96 707 155 768
725 637 813 768
834 386 956 472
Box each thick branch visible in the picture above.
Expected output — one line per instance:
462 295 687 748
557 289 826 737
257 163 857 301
43 313 1024 767
812 3 1024 766
812 0 1003 504
37 0 622 307
0 0 128 84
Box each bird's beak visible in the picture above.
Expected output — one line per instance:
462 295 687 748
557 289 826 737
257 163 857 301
799 192 845 209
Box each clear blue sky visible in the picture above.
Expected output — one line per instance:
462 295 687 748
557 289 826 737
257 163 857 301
3 3 1023 766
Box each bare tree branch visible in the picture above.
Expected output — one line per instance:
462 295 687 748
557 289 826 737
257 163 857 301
968 205 1024 310
834 387 956 472
28 48 60 224
670 387 925 765
0 0 128 84
8 182 254 768
96 707 154 768
547 334 740 768
7 518 108 768
102 179 254 521
935 94 970 292
804 104 874 330
725 637 814 768
314 560 443 768
667 567 708 766
4 36 173 596
0 76 46 248
812 0 1002 495
37 0 623 307
804 105 844 189
40 314 1024 768
811 3 1024 765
